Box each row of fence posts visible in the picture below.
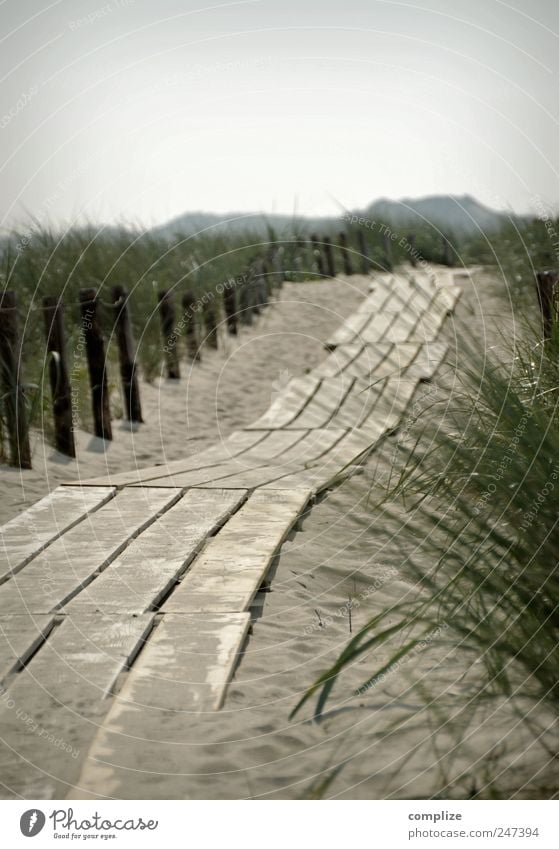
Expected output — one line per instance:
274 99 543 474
0 244 289 468
0 230 450 469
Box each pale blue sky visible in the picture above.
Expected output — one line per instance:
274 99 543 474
1 0 558 230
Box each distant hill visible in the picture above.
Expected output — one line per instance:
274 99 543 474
154 194 516 240
153 211 335 239
365 195 511 236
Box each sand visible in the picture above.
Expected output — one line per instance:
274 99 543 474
0 275 369 524
2 268 557 799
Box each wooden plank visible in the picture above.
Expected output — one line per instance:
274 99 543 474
0 488 181 615
71 430 266 487
163 489 311 614
325 312 371 349
67 612 251 799
245 374 320 429
359 312 398 344
0 614 154 799
329 378 387 429
312 343 361 378
372 375 422 431
117 613 250 710
192 428 345 490
64 489 245 615
407 288 453 342
0 614 55 683
129 432 305 489
237 429 304 461
342 343 420 380
0 487 115 584
285 375 355 429
406 342 448 380
355 284 396 314
264 427 383 493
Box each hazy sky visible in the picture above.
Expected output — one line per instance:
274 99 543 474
1 0 559 230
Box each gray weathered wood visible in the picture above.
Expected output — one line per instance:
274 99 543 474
0 486 115 584
0 291 31 468
325 312 371 349
245 375 320 430
0 614 154 799
67 612 251 798
0 488 180 614
0 614 55 683
69 430 266 487
164 489 311 614
80 288 112 440
406 342 448 380
285 375 355 429
64 489 245 615
43 296 76 456
312 343 362 378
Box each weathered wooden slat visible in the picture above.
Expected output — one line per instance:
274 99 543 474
329 378 387 429
407 287 457 342
371 375 422 431
127 432 304 490
359 312 398 344
245 375 320 430
355 284 396 315
69 430 266 487
67 612 251 798
381 312 421 343
406 342 449 380
325 311 371 349
64 489 245 615
163 489 311 614
0 487 115 584
344 343 421 380
197 428 345 490
0 614 55 683
263 427 383 493
237 429 305 461
0 614 154 799
312 343 362 378
285 375 355 429
0 488 181 615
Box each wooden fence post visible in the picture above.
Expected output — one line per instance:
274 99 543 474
0 291 31 468
202 295 219 349
181 291 201 361
535 270 558 340
382 232 393 270
356 230 370 275
248 262 261 315
323 236 336 277
222 281 238 335
112 286 142 423
272 246 285 287
42 296 75 456
158 289 181 379
258 258 270 308
79 288 112 440
237 277 253 326
311 234 325 276
338 232 353 275
408 233 417 267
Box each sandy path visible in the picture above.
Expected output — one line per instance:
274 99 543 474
0 275 369 524
72 268 558 800
4 267 556 800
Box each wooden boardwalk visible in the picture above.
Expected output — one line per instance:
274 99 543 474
0 267 462 798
